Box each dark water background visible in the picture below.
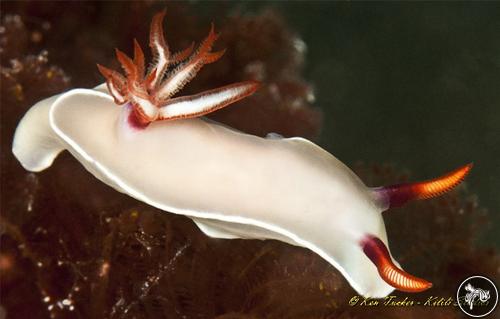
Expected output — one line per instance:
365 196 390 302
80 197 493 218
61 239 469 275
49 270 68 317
206 1 500 243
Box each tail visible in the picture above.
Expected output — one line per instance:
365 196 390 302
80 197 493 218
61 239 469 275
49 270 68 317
371 163 473 210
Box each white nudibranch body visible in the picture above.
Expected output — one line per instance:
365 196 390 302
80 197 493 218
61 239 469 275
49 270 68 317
12 11 472 298
13 85 393 297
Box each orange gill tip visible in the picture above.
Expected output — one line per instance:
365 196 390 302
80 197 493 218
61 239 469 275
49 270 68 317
171 42 195 64
96 63 112 78
243 80 261 94
133 39 145 78
150 9 167 33
96 64 127 104
361 235 433 293
149 9 168 53
115 48 138 79
153 8 167 23
203 49 226 64
197 23 218 55
373 163 473 210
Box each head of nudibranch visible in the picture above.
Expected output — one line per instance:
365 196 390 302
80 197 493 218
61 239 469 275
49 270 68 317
11 10 473 298
96 10 259 129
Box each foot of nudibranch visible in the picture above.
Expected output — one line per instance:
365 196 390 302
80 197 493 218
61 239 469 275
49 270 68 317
97 10 259 129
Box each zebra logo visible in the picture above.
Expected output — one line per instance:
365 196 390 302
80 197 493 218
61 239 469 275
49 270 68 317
457 276 498 317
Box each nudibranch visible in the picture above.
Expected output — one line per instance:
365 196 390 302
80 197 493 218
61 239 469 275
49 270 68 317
12 11 472 298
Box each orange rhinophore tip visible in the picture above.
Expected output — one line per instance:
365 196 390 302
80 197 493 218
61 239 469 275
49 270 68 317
414 163 473 200
373 163 473 209
361 235 432 293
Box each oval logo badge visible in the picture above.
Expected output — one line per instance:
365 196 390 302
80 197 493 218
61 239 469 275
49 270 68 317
456 275 498 317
